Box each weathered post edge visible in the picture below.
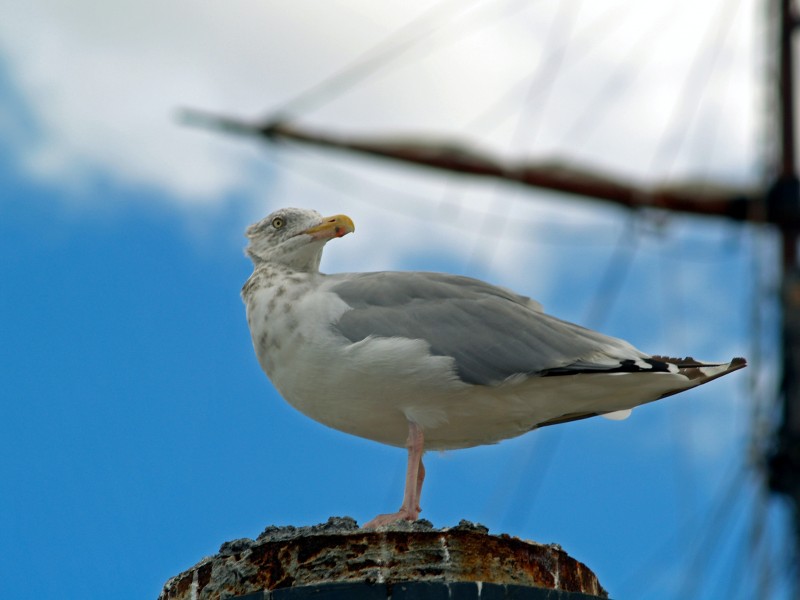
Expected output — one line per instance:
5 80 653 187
158 517 609 600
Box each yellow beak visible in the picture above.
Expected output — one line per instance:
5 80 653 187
303 214 355 240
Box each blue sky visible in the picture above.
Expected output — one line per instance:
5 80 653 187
0 1 795 599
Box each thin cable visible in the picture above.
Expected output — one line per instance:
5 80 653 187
707 470 771 600
466 0 584 272
560 2 677 146
675 467 753 599
582 216 639 329
509 0 584 149
686 13 741 185
753 494 796 600
482 429 564 532
267 0 488 119
510 430 564 532
745 483 772 600
617 461 746 597
268 0 544 122
465 0 621 137
657 229 705 531
648 0 743 180
716 497 754 600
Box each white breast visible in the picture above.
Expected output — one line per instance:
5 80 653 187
247 272 478 446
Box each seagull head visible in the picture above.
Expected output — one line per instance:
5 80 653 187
245 207 355 271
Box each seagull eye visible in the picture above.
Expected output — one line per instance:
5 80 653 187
271 216 285 229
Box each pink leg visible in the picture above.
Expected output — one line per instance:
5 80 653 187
415 458 426 513
362 421 425 529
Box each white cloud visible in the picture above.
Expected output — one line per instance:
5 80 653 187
0 0 762 204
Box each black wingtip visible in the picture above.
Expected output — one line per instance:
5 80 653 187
730 356 747 369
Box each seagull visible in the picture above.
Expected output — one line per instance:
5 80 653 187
241 207 746 528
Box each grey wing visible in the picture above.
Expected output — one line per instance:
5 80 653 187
328 272 652 386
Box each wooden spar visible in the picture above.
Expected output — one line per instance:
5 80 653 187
180 108 757 222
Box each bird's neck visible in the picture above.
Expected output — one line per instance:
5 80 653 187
241 262 320 303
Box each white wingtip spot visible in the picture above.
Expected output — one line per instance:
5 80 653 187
698 363 730 377
601 409 633 421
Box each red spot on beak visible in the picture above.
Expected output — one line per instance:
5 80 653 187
303 214 354 240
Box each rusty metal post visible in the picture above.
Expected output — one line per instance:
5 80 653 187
158 518 608 600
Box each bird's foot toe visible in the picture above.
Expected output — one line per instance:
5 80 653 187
362 508 419 529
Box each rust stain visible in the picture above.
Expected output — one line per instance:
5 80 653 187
158 520 607 600
196 562 213 591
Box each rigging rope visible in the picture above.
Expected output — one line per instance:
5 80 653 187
267 0 518 121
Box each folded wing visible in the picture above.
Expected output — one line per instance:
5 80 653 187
329 271 656 386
